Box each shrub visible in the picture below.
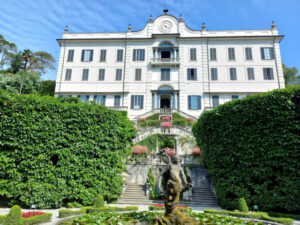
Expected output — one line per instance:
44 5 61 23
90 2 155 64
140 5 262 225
172 113 193 127
238 198 249 213
5 205 23 225
0 215 7 224
0 91 136 208
58 207 90 218
86 206 138 213
94 194 104 208
268 212 300 221
193 87 300 212
66 202 82 208
147 167 157 199
23 213 52 225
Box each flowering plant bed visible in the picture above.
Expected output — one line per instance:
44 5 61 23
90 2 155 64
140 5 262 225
22 211 45 218
161 116 171 121
191 147 201 156
165 147 176 156
132 145 148 155
161 121 172 128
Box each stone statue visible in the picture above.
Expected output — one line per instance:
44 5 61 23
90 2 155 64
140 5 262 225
155 152 194 223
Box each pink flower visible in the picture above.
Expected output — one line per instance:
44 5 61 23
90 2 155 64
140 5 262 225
138 118 146 122
134 125 138 131
162 121 172 128
132 145 148 155
191 147 201 156
161 116 171 121
165 147 176 156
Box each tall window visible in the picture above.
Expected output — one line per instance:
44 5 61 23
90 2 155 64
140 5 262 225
228 48 235 60
190 48 197 61
82 69 89 81
133 49 145 61
161 68 170 81
65 69 72 81
131 95 144 109
67 50 74 62
187 68 197 80
135 68 142 81
232 95 239 100
114 95 121 107
100 49 107 62
117 49 123 62
188 96 201 110
94 95 106 105
245 48 253 60
247 68 255 80
98 69 105 81
210 48 217 61
81 50 93 62
261 47 275 60
263 68 274 80
116 69 122 80
212 95 219 108
230 68 237 80
211 68 218 81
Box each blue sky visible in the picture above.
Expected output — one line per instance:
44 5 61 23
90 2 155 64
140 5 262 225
0 0 299 80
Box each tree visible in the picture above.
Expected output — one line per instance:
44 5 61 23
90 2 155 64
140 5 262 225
283 63 300 85
8 52 23 73
0 34 17 69
0 71 40 94
39 80 56 96
28 51 56 74
19 49 33 93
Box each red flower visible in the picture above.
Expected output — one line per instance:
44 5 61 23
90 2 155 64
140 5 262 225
22 211 45 218
191 147 201 155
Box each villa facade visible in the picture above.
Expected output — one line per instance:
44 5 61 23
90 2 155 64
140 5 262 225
55 12 285 119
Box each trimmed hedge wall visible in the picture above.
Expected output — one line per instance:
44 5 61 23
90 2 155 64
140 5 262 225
193 87 300 212
0 91 136 208
23 213 52 225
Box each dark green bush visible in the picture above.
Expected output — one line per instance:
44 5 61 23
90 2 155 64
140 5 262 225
0 91 136 208
238 198 249 213
58 207 91 218
66 201 82 208
94 194 104 208
193 87 300 212
5 205 23 225
23 213 52 225
268 212 300 220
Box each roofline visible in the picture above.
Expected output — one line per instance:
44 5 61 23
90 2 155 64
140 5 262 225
57 35 284 45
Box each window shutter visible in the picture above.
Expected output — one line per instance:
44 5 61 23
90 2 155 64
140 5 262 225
131 96 134 109
86 95 89 101
93 95 97 101
263 68 268 80
270 48 275 59
261 48 265 59
188 96 191 110
141 96 144 109
81 50 84 61
141 49 145 61
187 69 191 80
270 68 274 79
90 50 93 61
194 69 197 80
133 49 136 61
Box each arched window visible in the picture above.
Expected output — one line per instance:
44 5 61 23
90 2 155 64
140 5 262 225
159 42 173 48
158 85 173 91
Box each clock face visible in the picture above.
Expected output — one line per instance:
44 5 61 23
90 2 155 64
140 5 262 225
159 20 173 33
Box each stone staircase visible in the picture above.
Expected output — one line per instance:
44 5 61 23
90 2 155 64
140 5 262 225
117 184 153 205
188 185 219 207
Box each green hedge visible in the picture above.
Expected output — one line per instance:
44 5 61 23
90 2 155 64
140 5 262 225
172 112 193 127
0 91 136 208
204 209 293 225
23 213 52 225
5 205 23 225
268 212 300 221
193 87 300 212
149 205 191 212
0 215 6 224
59 207 91 218
86 206 138 213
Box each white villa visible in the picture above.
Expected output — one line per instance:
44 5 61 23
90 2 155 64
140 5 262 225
55 10 285 120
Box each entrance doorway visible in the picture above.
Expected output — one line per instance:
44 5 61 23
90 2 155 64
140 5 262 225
160 95 171 109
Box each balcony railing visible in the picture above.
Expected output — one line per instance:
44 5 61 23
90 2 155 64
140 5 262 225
107 106 128 111
150 58 180 67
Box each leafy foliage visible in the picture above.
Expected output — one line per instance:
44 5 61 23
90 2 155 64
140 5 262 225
283 63 299 85
39 80 55 96
0 91 136 208
172 112 194 127
193 87 300 213
94 194 104 208
238 198 249 213
147 167 157 199
5 205 23 225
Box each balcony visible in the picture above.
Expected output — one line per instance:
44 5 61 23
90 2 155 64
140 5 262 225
150 58 180 68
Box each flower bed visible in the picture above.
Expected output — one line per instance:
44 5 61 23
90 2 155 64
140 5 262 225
165 147 176 156
22 211 45 218
161 121 172 128
161 116 171 121
132 145 148 155
191 147 201 156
